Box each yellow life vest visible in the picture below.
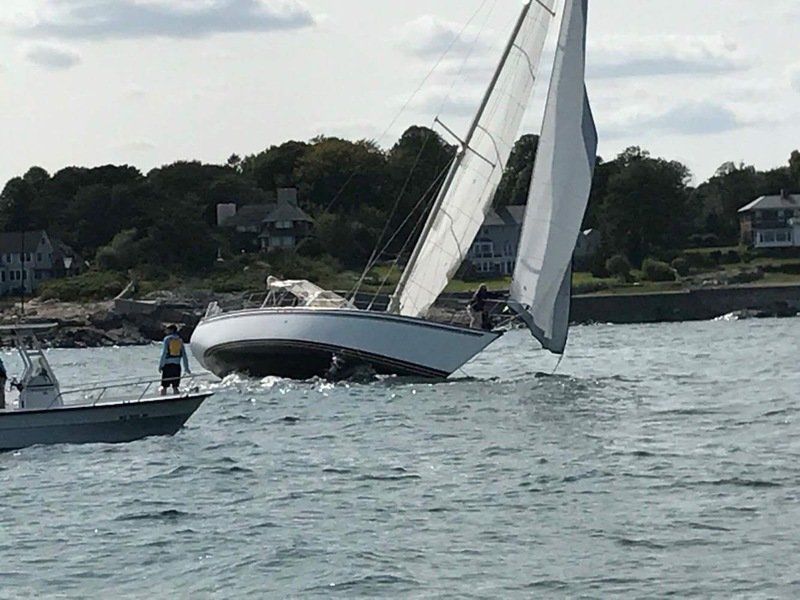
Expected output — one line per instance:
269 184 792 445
167 337 183 358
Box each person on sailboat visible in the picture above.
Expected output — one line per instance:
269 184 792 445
467 284 495 330
159 325 190 395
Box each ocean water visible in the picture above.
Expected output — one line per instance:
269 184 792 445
1 318 799 598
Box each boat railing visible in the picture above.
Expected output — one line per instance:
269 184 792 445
54 373 216 409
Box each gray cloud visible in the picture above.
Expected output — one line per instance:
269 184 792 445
604 101 746 139
646 102 741 135
19 0 315 40
25 44 81 70
589 35 746 79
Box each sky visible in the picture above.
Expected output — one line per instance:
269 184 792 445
1 0 799 188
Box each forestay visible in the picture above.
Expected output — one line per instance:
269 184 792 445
508 0 597 354
392 0 556 318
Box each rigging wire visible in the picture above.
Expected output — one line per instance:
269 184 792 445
316 0 494 219
364 158 457 309
348 126 437 299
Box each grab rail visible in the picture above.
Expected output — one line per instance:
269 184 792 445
54 373 217 408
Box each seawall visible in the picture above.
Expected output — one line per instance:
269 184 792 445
570 283 800 324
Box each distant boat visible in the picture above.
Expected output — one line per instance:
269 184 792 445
191 0 597 380
0 323 212 451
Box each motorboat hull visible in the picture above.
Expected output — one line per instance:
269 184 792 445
190 308 501 380
0 393 211 451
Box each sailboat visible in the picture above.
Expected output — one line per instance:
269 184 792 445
190 0 597 380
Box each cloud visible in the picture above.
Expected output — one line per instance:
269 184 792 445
397 15 492 59
25 44 81 70
17 0 316 40
646 102 741 135
589 35 747 79
602 101 762 139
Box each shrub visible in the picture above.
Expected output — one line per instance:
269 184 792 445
709 250 723 265
729 269 764 284
682 252 713 270
671 257 691 276
641 258 677 282
723 250 741 264
605 254 632 282
38 271 127 302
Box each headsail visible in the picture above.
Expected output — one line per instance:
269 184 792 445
508 0 597 354
390 0 556 318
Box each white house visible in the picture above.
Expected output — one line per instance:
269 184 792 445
0 231 81 296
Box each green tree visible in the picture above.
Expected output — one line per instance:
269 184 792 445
598 147 693 266
242 141 309 191
494 134 539 207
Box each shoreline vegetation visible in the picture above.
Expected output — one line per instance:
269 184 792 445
2 126 800 346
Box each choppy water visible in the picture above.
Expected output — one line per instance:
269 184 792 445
1 318 799 598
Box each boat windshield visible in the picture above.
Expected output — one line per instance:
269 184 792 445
263 277 354 309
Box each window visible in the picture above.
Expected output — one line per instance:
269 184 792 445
763 231 776 243
1 271 4 282
275 220 293 230
268 236 295 248
37 253 42 262
504 242 513 257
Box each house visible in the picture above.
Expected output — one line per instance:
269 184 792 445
0 231 82 296
738 190 800 248
467 207 600 276
219 188 314 251
467 206 526 276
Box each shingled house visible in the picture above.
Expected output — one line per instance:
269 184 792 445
738 190 800 248
0 231 82 295
219 188 314 251
467 207 601 276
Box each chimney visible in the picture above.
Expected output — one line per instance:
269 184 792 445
216 203 237 226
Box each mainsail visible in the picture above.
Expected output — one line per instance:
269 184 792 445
390 0 557 318
508 0 597 354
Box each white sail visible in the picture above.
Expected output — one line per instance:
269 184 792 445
391 0 557 318
508 0 597 354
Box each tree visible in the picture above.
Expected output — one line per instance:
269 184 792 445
295 137 388 214
0 177 43 231
597 147 693 266
242 141 310 191
384 126 455 255
493 134 539 207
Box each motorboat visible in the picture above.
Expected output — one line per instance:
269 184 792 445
0 323 212 451
192 0 596 380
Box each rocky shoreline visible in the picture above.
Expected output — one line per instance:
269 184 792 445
2 281 799 349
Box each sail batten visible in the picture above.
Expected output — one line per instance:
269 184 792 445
509 0 597 355
391 0 556 318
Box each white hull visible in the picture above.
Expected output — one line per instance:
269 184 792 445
190 308 501 379
0 393 210 451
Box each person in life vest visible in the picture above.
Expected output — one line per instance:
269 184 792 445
159 324 190 395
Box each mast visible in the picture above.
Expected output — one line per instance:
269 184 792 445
388 1 534 314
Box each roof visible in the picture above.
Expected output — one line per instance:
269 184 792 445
738 194 800 213
223 201 314 229
223 205 275 228
483 205 526 227
0 231 48 254
263 201 313 224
